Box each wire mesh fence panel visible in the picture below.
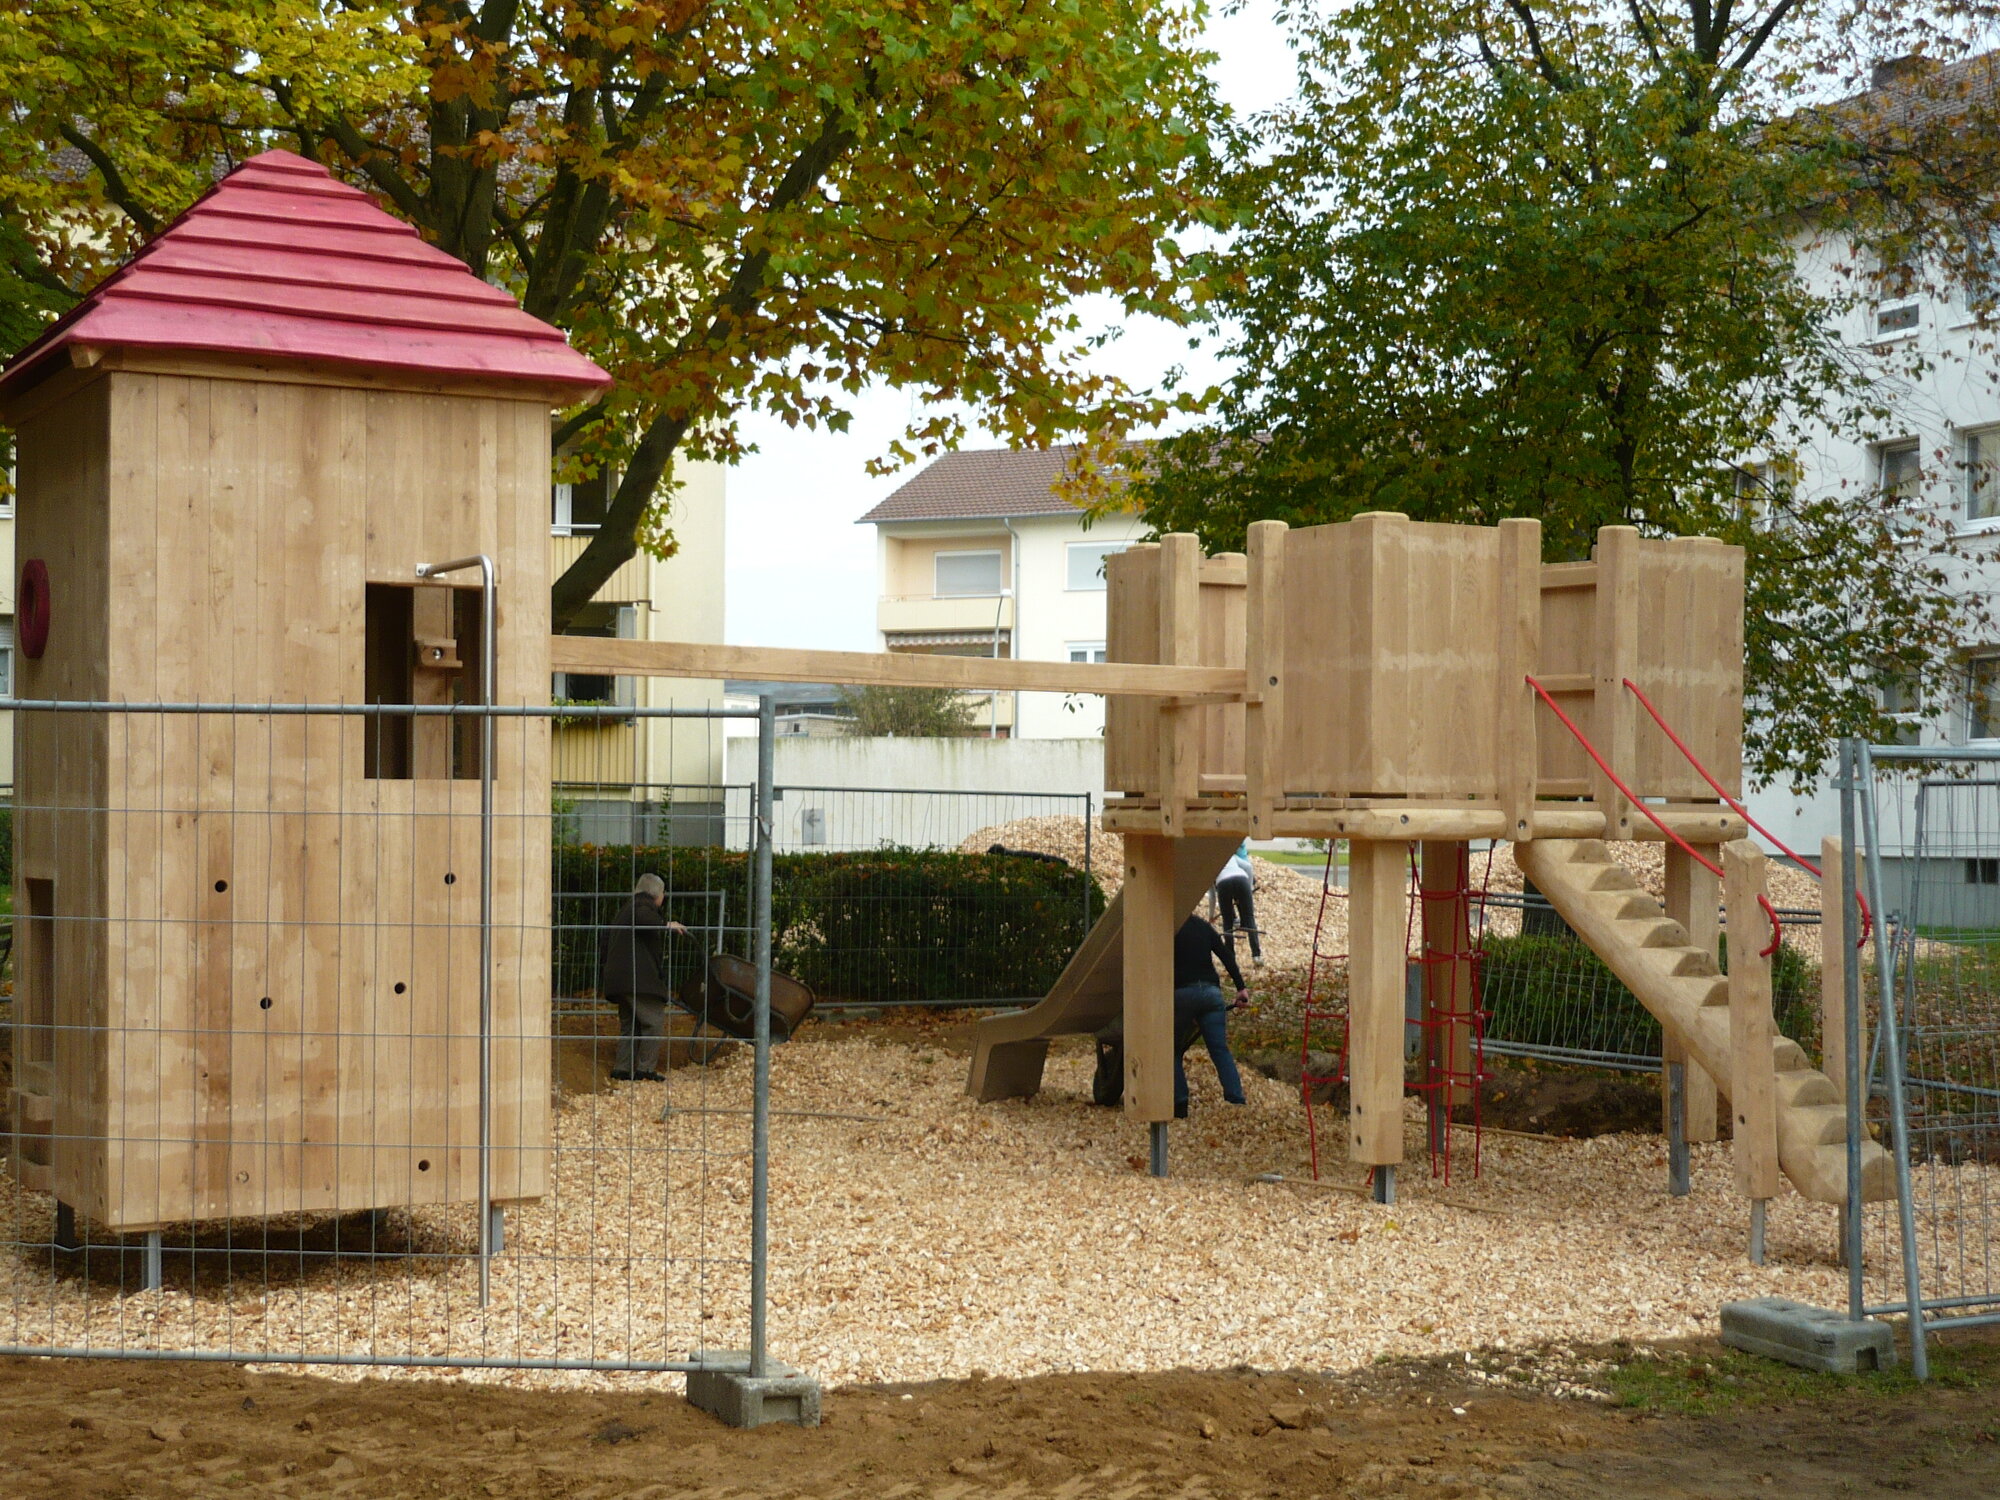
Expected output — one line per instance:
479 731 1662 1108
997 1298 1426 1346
1859 756 2000 1341
723 782 1103 1010
0 700 765 1376
1473 891 1822 1073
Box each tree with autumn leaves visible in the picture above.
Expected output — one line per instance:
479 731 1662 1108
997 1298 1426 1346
1140 2 2000 786
0 0 1219 626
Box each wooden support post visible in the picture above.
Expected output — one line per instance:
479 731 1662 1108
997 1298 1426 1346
1122 833 1177 1124
1724 840 1780 1208
1663 844 1721 1142
409 582 461 779
1821 836 1862 1103
1245 520 1287 840
1495 518 1542 842
1157 534 1202 837
1348 839 1408 1169
1419 842 1476 1114
1591 526 1640 839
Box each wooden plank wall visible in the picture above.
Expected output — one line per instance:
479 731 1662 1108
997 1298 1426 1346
1533 563 1597 795
1100 515 1743 817
18 371 551 1231
1104 543 1247 802
1103 544 1160 796
1534 532 1744 807
11 379 112 1203
1277 515 1506 800
1195 555 1247 787
1631 536 1745 801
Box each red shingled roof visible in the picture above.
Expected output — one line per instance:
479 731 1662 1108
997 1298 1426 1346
1 149 610 402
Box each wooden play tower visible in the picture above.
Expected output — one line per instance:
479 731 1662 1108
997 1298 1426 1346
0 150 608 1236
556 510 1893 1210
964 514 1890 1208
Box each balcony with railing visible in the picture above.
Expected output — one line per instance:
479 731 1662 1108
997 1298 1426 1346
878 591 1014 639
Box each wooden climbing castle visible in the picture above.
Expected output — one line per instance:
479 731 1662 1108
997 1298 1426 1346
553 509 1892 1213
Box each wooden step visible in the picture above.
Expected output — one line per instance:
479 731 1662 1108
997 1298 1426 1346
1782 1100 1848 1149
13 1159 51 1192
1634 918 1690 949
1668 947 1721 979
1777 1069 1840 1111
1514 836 1898 1205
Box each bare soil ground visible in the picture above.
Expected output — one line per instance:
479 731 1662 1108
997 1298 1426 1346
4 1328 1997 1498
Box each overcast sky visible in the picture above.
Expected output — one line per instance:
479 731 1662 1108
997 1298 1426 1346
721 2 1293 651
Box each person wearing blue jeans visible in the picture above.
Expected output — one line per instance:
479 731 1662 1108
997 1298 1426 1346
1173 914 1249 1117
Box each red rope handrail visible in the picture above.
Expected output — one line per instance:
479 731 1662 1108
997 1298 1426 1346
1526 675 1783 958
1621 678 1873 949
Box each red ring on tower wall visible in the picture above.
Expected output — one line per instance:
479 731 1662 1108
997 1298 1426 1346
19 558 50 659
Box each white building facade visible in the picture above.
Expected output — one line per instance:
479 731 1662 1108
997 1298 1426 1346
1743 54 2000 849
858 447 1152 739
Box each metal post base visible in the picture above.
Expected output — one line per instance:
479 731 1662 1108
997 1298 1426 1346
486 1204 507 1255
142 1231 163 1292
1372 1165 1396 1206
1150 1121 1168 1178
1750 1199 1768 1266
1667 1062 1690 1197
54 1202 79 1252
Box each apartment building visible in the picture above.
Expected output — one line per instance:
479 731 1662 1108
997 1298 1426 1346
550 458 727 844
857 446 1152 738
1742 53 2000 847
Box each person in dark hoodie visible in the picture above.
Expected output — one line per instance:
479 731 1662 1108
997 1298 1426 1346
599 872 689 1081
1172 912 1249 1117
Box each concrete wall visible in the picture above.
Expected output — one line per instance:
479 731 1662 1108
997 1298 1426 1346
721 734 1106 852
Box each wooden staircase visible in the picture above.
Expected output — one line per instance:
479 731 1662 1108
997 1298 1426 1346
1516 839 1895 1205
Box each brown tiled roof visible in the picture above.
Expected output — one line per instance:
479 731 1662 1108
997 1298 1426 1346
857 443 1147 524
1830 51 2000 140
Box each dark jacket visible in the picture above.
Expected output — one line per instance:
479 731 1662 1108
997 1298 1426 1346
1174 915 1246 992
600 895 672 999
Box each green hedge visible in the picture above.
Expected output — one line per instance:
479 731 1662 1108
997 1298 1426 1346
554 845 1106 1005
1480 930 1816 1062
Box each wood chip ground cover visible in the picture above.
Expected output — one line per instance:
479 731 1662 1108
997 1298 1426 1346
0 1030 1919 1392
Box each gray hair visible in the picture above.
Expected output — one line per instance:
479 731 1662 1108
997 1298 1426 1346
635 873 666 900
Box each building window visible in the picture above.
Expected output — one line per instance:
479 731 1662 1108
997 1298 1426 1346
1067 641 1108 663
1066 540 1128 591
0 615 13 697
1966 430 2000 523
552 463 612 535
1968 858 2000 887
934 549 1002 597
1970 654 2000 741
1874 256 1920 338
1878 672 1923 747
552 604 637 717
1730 459 1795 519
1878 441 1922 505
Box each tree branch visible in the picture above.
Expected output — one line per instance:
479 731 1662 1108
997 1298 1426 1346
57 126 158 236
1726 0 1803 78
1505 0 1568 90
549 99 869 629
